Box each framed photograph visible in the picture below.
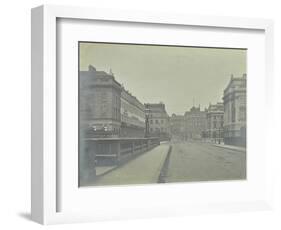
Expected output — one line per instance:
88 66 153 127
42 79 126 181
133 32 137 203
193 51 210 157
31 5 274 224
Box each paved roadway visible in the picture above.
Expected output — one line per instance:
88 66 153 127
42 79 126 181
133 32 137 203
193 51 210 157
83 141 246 187
166 141 246 183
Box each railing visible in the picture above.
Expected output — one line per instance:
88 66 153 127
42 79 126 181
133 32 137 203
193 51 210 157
81 137 160 166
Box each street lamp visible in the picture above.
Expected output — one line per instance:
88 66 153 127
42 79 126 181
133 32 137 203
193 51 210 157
218 128 221 144
145 109 150 138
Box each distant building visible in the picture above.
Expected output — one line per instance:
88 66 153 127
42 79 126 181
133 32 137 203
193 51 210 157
206 102 224 143
145 103 170 140
79 65 145 138
223 74 247 147
184 106 207 140
170 114 185 141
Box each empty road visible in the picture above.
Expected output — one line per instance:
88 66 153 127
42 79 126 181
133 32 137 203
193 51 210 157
166 141 246 182
83 141 246 187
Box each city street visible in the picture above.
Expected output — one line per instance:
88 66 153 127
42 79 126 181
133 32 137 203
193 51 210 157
166 141 246 182
85 141 246 186
78 44 247 187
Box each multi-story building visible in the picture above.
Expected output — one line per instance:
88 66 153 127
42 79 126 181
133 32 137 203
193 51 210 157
223 74 247 147
144 103 170 140
184 106 207 140
79 65 145 138
170 114 185 141
120 88 145 137
80 65 122 137
206 102 224 143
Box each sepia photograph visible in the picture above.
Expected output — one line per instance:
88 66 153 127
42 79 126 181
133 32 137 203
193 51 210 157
78 42 247 187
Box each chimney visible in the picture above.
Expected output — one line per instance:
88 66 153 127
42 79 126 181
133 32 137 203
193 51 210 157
88 65 96 72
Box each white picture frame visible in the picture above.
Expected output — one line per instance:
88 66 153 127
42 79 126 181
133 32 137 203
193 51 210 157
31 4 274 225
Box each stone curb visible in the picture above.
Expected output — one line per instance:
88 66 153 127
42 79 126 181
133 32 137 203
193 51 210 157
213 144 246 153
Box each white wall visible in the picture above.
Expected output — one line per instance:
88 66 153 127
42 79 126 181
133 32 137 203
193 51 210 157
0 0 280 229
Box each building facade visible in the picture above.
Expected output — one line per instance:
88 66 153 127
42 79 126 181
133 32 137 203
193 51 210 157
80 65 122 137
206 102 224 143
120 88 145 137
223 74 247 147
184 106 207 140
170 114 185 141
144 103 170 140
79 65 145 138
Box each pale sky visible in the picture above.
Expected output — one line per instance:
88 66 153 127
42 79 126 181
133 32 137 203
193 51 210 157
79 42 246 115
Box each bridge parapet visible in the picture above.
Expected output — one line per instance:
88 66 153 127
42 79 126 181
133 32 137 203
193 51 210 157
88 137 159 163
79 137 160 183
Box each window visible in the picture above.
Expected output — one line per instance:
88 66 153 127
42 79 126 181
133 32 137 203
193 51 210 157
213 131 217 138
239 106 246 121
231 103 236 122
213 121 217 128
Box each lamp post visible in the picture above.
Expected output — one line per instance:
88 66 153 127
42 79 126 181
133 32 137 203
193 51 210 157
145 109 150 138
218 128 221 144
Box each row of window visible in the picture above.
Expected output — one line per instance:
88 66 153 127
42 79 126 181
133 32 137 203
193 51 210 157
150 127 167 132
186 122 206 127
150 119 166 124
121 100 144 117
212 121 224 129
212 115 223 120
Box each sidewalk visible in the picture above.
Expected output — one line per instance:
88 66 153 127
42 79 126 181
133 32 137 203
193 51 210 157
213 143 246 152
88 143 170 186
96 166 117 176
